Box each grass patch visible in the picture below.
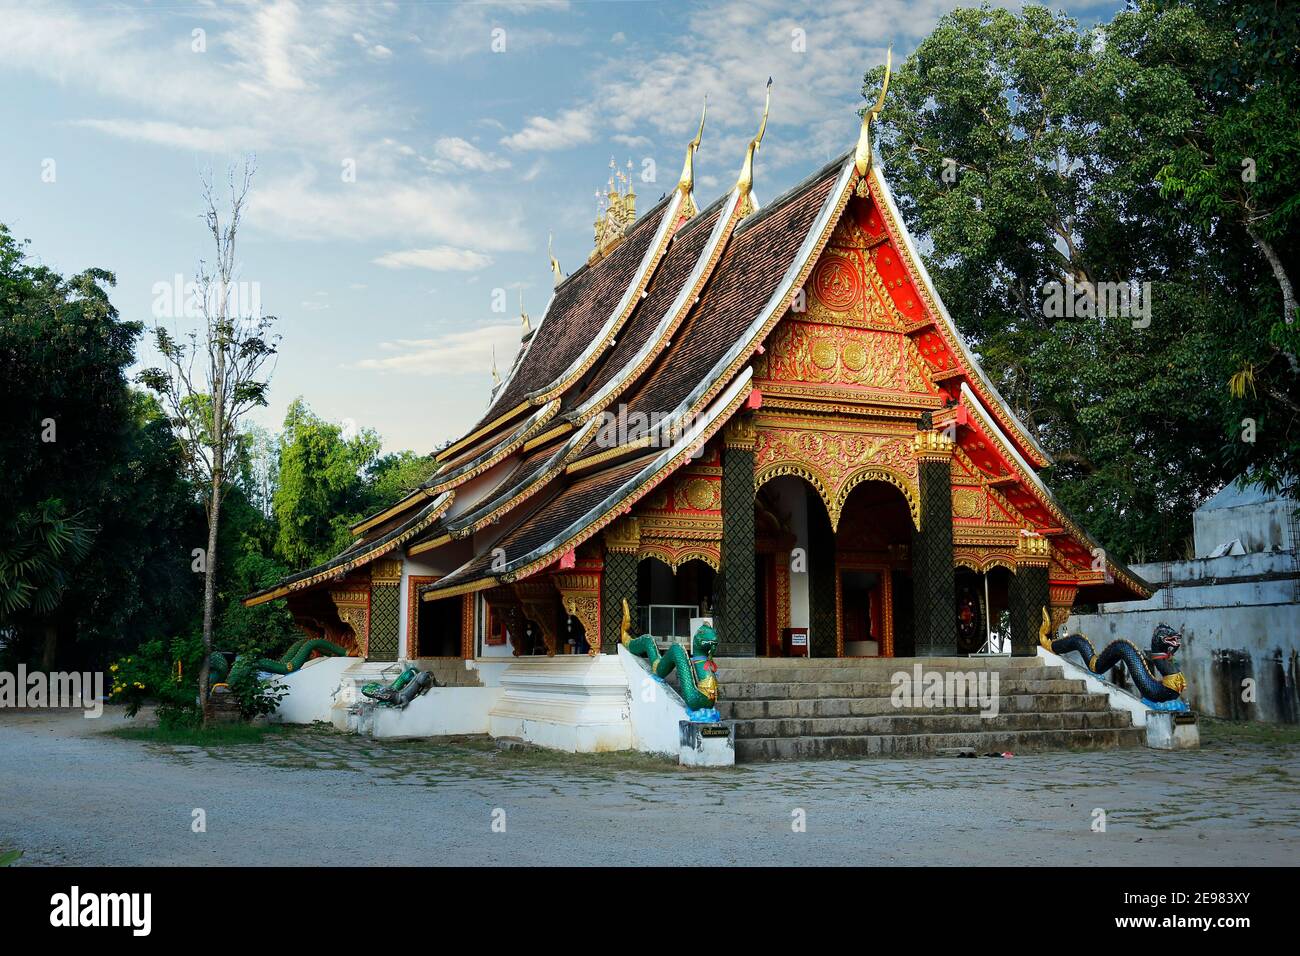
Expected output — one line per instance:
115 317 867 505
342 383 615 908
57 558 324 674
1199 716 1300 747
106 722 293 746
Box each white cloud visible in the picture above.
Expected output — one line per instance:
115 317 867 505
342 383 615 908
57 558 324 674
247 170 527 250
373 247 493 272
69 118 266 153
433 137 510 172
501 107 595 152
357 323 524 376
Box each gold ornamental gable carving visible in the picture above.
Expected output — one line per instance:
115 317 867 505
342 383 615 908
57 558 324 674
1015 533 1052 568
763 321 911 392
371 558 403 585
603 515 641 553
752 421 919 530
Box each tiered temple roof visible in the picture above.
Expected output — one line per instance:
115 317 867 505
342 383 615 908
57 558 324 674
246 88 1151 611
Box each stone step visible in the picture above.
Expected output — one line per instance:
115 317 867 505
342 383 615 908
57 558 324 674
719 677 1088 700
729 710 1134 740
718 692 1112 720
714 664 1065 684
718 655 1038 669
735 726 1147 761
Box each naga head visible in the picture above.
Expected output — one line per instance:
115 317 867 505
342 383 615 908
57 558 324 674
1151 623 1182 657
692 622 718 660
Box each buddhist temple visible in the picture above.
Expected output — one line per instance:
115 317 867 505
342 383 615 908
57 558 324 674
244 77 1152 685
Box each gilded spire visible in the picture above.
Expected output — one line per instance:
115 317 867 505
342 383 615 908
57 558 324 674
548 233 563 286
855 46 892 177
519 287 530 333
677 96 708 215
490 344 501 386
736 77 772 213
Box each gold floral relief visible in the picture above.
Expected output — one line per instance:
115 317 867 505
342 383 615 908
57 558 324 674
764 321 907 391
753 424 919 529
952 486 984 520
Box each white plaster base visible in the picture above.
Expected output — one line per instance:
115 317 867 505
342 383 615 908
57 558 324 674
617 645 689 755
1145 712 1201 750
487 655 632 752
371 686 501 738
268 656 358 725
679 721 735 766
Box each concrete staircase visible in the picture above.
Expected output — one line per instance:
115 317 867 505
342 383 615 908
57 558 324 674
715 657 1145 761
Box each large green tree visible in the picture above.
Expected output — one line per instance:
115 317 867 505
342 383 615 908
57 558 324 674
272 398 383 568
0 225 198 668
867 2 1296 561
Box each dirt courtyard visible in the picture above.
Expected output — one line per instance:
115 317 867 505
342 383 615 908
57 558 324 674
1 707 1296 866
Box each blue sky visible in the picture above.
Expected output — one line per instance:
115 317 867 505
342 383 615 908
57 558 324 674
1 0 1119 453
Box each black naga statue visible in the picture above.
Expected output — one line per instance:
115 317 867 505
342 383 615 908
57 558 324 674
1039 609 1187 705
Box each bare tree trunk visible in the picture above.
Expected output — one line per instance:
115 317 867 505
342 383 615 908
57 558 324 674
41 621 57 672
197 483 221 722
198 342 227 725
1246 224 1299 372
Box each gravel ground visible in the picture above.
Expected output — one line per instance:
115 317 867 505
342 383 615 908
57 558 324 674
1 706 1296 866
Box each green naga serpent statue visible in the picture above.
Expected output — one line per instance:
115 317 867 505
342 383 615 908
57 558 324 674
209 637 348 689
620 600 721 720
1038 609 1189 711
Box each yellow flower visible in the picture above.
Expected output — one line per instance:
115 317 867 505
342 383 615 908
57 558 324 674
110 664 119 672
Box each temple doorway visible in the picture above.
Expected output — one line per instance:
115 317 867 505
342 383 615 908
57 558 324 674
636 558 715 650
417 594 463 657
835 478 914 657
954 565 1012 654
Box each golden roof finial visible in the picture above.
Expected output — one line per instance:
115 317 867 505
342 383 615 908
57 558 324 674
491 344 501 386
736 77 772 207
519 287 530 333
855 46 892 177
548 233 563 286
676 96 708 210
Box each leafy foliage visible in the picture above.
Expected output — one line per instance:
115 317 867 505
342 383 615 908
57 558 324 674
272 397 383 568
867 2 1297 560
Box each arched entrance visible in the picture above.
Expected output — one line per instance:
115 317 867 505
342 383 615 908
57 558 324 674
635 556 715 650
834 478 915 657
954 562 1013 654
753 473 915 657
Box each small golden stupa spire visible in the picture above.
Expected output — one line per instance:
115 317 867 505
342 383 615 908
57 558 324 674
677 97 708 216
519 288 530 333
735 77 772 214
855 46 892 178
548 233 563 286
490 344 501 386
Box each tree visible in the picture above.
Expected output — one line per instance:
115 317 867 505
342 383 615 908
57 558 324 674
1106 0 1300 494
138 160 279 720
272 398 381 568
0 224 144 667
865 4 1255 560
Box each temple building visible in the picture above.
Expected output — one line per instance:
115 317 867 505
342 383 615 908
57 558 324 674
244 82 1152 681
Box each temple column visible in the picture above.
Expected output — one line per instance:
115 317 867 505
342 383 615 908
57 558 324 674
911 430 957 656
808 505 838 657
600 517 640 653
366 559 403 661
715 418 757 657
1009 534 1052 656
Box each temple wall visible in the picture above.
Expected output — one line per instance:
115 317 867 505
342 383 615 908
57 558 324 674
1068 552 1299 723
